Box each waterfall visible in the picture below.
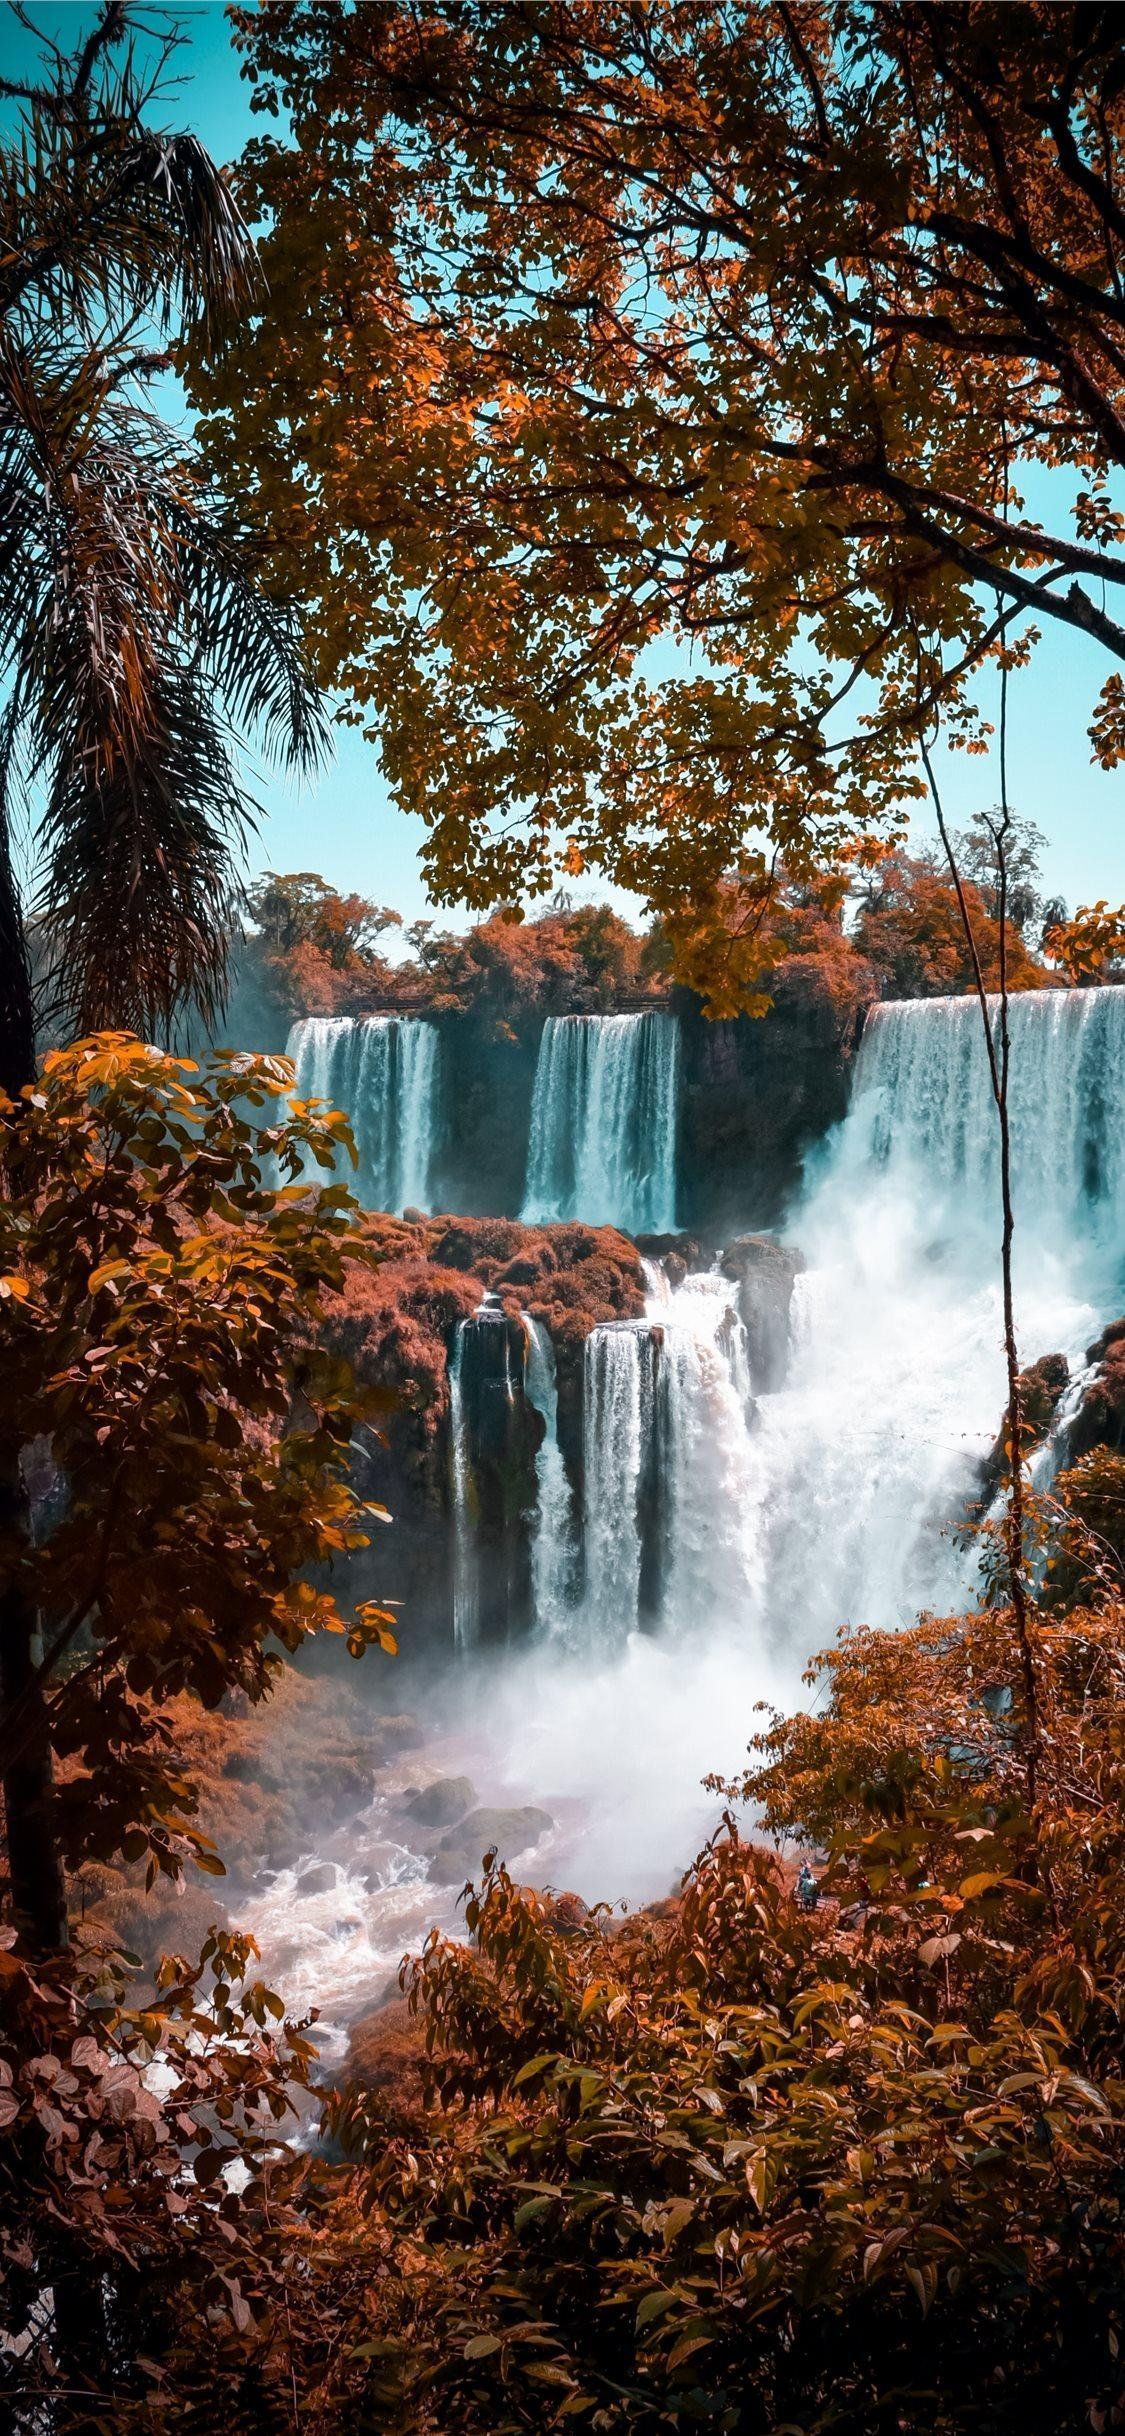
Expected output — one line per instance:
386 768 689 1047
286 1015 440 1212
522 1012 680 1232
578 1276 762 1651
737 984 1125 1647
581 1323 659 1644
852 986 1125 1277
448 1322 479 1652
568 988 1125 1662
657 1275 760 1629
246 983 1125 1993
522 1316 576 1632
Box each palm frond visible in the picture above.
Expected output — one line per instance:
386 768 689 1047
0 17 257 337
34 653 250 1042
173 503 333 776
0 7 327 1065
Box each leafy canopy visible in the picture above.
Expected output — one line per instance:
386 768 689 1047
195 1 1125 1006
0 1035 395 1900
0 1034 400 2427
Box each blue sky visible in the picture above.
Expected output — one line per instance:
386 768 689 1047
4 0 1120 927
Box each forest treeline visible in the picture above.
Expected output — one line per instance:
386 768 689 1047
244 824 1071 1038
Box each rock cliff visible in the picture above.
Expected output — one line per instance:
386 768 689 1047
317 1214 646 1651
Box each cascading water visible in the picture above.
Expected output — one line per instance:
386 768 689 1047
522 1316 576 1632
535 987 1125 1662
522 1011 680 1231
656 1275 761 1632
737 985 1125 1648
580 1323 658 1645
286 1014 440 1212
559 1278 760 1649
249 984 1125 2027
448 1319 479 1653
855 987 1125 1278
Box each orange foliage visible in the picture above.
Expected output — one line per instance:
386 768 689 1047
254 901 666 1033
201 7 1125 1013
324 1213 645 1431
856 852 1051 999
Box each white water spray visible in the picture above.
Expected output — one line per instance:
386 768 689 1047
739 986 1125 1648
580 1323 656 1645
522 1315 576 1633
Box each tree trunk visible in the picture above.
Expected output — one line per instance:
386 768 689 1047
0 840 68 1952
0 1540 69 1954
0 812 36 1100
920 721 1045 1859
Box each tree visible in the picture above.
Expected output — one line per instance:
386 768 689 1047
247 870 402 965
195 2 1125 1005
0 3 327 1094
0 1 329 1974
0 1035 394 1948
952 810 1048 936
855 847 1048 998
1045 895 1125 978
0 1037 397 2423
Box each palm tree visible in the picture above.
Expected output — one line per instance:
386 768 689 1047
0 0 328 1093
0 1 327 1953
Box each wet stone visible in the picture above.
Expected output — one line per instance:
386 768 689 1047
405 1775 477 1828
295 1862 337 1898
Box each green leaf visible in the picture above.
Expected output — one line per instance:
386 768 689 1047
514 2194 556 2232
667 2332 714 2374
512 2054 558 2087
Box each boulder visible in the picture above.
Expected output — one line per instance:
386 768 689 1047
720 1234 806 1392
295 1861 336 1898
429 1803 554 1881
634 1233 706 1291
977 1351 1070 1507
371 1713 425 1755
1067 1319 1125 1462
405 1775 477 1829
1021 1350 1072 1435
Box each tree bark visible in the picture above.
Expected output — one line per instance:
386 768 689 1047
0 809 35 1101
0 835 68 1952
0 1527 69 1953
